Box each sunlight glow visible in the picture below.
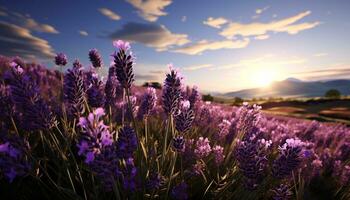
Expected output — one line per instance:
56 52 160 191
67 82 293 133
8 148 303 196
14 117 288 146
251 68 279 87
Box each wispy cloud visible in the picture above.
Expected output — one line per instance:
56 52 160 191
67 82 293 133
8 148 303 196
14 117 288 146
256 6 270 14
183 64 213 71
173 38 249 55
79 30 88 36
294 67 350 80
220 11 320 39
203 17 228 28
313 53 328 57
99 8 121 20
254 34 269 40
22 18 59 34
109 22 190 51
252 6 270 19
212 55 306 70
0 7 59 34
126 0 172 22
0 21 55 59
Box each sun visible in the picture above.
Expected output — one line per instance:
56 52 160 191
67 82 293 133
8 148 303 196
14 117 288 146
250 66 279 87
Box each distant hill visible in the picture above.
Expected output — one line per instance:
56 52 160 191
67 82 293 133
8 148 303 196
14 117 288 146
224 78 350 98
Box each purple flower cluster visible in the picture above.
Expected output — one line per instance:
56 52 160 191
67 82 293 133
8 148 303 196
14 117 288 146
137 87 157 119
162 65 183 116
112 40 134 89
272 138 304 179
5 63 55 131
175 101 195 133
77 108 113 163
236 139 268 190
88 49 103 68
64 59 86 118
86 72 105 108
194 137 211 159
0 133 31 182
171 181 188 200
54 53 68 66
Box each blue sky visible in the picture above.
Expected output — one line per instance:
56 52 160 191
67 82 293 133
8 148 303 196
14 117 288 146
0 0 350 92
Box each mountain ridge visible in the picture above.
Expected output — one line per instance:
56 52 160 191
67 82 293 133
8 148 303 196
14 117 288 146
223 78 350 98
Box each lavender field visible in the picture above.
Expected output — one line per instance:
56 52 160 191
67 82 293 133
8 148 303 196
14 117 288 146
0 40 349 199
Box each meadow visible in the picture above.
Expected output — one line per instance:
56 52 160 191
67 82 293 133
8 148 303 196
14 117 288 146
0 41 349 200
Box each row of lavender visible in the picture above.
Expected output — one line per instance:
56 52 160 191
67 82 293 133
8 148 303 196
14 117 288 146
0 41 349 199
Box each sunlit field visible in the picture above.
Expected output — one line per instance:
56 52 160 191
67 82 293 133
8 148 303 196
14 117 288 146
1 1 350 200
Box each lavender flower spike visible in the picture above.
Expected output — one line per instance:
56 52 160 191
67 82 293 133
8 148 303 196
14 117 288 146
137 87 157 119
64 59 86 118
175 100 195 133
272 138 304 179
89 49 103 68
54 53 68 66
112 40 134 89
162 64 183 116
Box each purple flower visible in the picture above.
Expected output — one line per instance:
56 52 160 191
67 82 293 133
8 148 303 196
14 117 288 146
188 85 200 109
216 119 231 140
88 144 120 191
5 64 55 131
0 84 14 124
86 72 105 108
137 87 157 119
64 59 86 118
54 53 68 66
77 108 113 163
235 139 268 190
104 65 122 108
272 138 303 179
121 157 138 191
146 172 164 190
162 65 183 116
0 134 31 183
212 145 225 166
172 136 185 152
194 137 211 159
89 49 103 68
236 103 261 136
175 101 195 133
171 182 188 200
271 184 293 200
112 40 134 89
116 126 138 159
113 40 130 50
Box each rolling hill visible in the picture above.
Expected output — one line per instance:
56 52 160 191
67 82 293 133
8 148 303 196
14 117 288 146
224 78 350 98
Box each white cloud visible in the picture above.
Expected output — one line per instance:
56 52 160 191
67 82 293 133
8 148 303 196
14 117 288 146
23 18 59 34
0 21 55 59
183 64 213 71
126 0 172 22
99 8 121 20
213 55 306 70
203 17 228 28
181 16 187 22
256 6 270 14
1 8 59 34
220 11 320 39
254 34 269 40
79 30 88 36
313 53 328 57
109 22 190 51
173 38 250 55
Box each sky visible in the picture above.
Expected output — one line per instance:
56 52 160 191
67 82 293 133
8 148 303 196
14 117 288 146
0 0 350 93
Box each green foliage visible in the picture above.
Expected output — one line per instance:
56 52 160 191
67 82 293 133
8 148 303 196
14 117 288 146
142 82 162 89
325 89 341 98
202 94 214 102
